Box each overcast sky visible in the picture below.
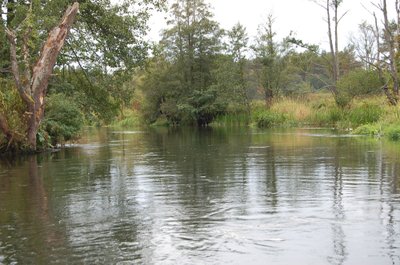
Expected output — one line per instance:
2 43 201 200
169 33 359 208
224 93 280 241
148 0 398 51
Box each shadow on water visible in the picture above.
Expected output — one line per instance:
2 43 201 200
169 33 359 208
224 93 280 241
0 155 71 264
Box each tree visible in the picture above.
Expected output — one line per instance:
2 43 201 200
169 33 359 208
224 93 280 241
350 21 377 70
1 0 165 71
374 0 399 103
312 0 347 94
0 2 79 151
158 0 224 125
0 0 166 151
252 14 290 104
228 23 249 65
336 69 382 107
359 0 400 105
226 23 250 112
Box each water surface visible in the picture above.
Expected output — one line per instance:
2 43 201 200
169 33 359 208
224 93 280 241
1 128 399 264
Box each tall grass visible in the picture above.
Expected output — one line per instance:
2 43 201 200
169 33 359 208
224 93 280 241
111 109 141 128
308 107 344 126
117 93 400 141
252 110 288 128
270 99 312 123
248 94 400 141
251 96 341 128
348 103 383 126
210 113 250 127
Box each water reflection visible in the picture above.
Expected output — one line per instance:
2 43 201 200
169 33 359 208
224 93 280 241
0 155 70 264
0 128 399 264
329 140 347 265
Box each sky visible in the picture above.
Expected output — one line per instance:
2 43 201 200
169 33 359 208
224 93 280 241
148 0 398 51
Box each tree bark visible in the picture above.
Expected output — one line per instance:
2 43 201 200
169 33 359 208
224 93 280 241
5 2 79 151
5 28 33 105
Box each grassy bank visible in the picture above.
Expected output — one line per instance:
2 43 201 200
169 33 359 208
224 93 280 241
110 109 142 128
214 93 400 141
112 93 400 142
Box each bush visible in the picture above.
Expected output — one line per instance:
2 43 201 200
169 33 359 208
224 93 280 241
352 124 381 136
43 94 84 145
337 69 382 96
0 79 27 150
334 92 352 109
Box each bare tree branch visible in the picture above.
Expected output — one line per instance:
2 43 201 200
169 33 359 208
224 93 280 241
337 10 349 24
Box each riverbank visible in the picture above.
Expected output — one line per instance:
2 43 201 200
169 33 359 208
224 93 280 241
210 94 400 141
3 94 398 155
112 94 400 141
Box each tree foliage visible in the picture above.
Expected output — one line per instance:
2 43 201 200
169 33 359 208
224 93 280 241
42 94 84 146
0 0 166 151
1 0 400 150
141 0 225 126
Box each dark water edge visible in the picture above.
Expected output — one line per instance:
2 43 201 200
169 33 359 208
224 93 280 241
0 127 399 265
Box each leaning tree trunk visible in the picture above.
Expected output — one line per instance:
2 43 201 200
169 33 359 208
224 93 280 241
4 2 79 151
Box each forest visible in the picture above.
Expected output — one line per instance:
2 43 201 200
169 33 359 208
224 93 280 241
1 0 400 153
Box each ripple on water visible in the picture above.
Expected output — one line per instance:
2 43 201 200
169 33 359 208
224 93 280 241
1 128 400 264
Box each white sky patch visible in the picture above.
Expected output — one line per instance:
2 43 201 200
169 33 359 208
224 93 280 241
147 0 398 51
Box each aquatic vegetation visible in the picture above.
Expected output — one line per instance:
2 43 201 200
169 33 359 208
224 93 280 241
384 125 400 141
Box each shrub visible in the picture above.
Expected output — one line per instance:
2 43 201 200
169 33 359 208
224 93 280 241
43 94 84 145
0 79 27 150
334 93 352 109
352 124 381 136
337 69 382 98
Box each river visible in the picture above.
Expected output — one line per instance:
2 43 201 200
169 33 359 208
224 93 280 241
0 127 399 264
